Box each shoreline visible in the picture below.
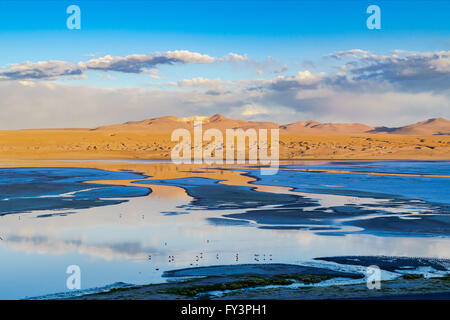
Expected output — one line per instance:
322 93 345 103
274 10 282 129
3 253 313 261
1 155 449 161
1 162 449 300
66 259 450 300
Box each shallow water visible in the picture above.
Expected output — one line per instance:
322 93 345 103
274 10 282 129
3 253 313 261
0 161 449 299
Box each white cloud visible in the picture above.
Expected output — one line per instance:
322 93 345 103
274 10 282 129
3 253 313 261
0 60 82 80
241 104 270 116
0 49 448 128
18 80 36 87
325 49 370 59
163 50 215 63
220 53 251 63
0 51 217 80
349 50 450 83
173 77 228 90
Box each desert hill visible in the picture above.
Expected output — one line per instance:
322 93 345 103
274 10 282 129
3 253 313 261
370 118 450 135
0 115 448 161
95 114 449 135
94 114 279 132
281 120 374 134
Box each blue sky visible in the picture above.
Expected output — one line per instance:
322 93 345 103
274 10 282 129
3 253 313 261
1 1 448 61
0 0 449 128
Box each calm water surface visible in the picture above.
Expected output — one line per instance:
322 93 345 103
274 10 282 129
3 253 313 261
0 161 449 299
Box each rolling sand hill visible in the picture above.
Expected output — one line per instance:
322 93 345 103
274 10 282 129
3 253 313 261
370 118 450 135
0 115 449 160
94 114 280 132
281 120 374 134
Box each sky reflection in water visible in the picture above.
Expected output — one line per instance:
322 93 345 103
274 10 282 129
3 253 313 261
0 161 449 299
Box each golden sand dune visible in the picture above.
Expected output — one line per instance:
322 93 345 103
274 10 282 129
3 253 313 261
0 115 449 160
281 120 374 134
371 118 450 135
95 114 450 135
94 114 280 132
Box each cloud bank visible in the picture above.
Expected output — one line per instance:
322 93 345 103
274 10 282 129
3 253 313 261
0 49 448 129
0 50 216 80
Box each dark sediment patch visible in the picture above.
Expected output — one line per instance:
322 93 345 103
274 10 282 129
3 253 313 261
36 211 78 218
223 209 327 226
297 187 404 200
222 206 378 227
309 226 340 231
315 256 450 272
138 177 316 210
0 167 150 216
258 226 339 231
163 263 363 279
168 180 450 236
1 197 129 216
185 185 314 210
207 217 250 226
0 167 147 198
346 214 450 236
140 170 450 236
258 225 309 230
161 211 190 216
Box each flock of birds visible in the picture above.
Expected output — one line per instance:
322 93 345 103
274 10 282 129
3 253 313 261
0 215 276 271
146 240 274 271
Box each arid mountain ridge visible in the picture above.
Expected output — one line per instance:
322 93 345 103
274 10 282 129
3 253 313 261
95 114 450 135
0 114 449 161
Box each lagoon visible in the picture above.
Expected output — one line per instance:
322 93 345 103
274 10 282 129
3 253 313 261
0 160 449 299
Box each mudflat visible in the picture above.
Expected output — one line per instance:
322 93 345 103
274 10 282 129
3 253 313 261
71 261 450 300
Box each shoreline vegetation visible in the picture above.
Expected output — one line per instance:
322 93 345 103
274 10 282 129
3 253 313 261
68 260 450 300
